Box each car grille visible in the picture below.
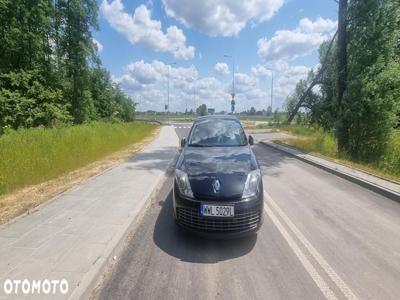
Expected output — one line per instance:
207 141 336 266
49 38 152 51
176 207 260 232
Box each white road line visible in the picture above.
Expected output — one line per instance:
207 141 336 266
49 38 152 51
264 190 359 300
264 202 338 300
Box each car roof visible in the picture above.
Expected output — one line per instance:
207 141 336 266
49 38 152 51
194 114 239 123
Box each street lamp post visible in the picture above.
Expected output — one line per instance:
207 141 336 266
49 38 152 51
263 68 274 115
193 83 196 115
270 71 274 112
167 62 176 123
224 54 235 113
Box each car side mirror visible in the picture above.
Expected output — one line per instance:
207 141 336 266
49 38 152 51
248 135 254 146
181 138 186 148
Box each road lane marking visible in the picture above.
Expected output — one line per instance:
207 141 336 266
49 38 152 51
264 201 338 300
264 190 359 300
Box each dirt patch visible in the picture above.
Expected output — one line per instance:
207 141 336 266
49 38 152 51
0 128 160 224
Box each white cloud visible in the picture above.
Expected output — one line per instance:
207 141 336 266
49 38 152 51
299 17 337 33
248 61 311 109
92 38 103 52
114 60 236 112
101 0 195 60
115 60 205 111
114 59 311 113
162 0 284 37
214 62 230 75
251 64 272 77
274 65 310 98
257 17 337 62
234 73 257 93
126 60 162 84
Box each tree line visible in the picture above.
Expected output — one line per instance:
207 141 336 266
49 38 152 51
0 0 135 131
286 0 400 162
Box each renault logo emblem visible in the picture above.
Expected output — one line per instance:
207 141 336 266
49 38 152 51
212 179 221 193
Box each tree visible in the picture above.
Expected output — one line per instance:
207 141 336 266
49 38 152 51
0 70 71 129
58 0 99 123
0 0 54 74
285 70 323 124
336 0 348 152
339 0 400 161
286 0 400 162
196 104 207 116
273 109 280 124
111 85 135 122
287 30 338 123
89 66 114 119
249 107 256 115
316 40 338 130
0 0 70 128
0 0 136 130
285 95 297 116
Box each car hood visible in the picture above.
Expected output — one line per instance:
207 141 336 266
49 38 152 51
178 146 258 200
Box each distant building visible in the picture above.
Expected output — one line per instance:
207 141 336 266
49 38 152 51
207 108 215 115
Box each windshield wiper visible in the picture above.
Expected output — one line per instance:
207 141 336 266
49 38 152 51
188 143 207 147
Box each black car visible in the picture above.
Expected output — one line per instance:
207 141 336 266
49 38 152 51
173 115 264 238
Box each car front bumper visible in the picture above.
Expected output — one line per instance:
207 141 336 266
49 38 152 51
173 181 264 239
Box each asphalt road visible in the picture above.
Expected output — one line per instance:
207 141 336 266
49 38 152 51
96 123 400 300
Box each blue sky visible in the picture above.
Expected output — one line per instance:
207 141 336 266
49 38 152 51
94 0 337 112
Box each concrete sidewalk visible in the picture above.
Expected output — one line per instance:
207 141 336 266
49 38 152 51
0 126 178 299
260 140 400 201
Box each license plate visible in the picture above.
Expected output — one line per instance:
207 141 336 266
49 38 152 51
200 204 234 217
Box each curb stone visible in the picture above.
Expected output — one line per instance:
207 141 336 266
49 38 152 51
260 140 400 203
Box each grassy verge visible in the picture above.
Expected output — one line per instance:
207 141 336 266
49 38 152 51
255 122 286 129
0 122 158 195
277 126 400 182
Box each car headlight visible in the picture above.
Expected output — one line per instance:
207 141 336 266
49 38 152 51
175 169 194 198
242 169 261 198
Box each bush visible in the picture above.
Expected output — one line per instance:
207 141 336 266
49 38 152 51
0 70 72 129
341 62 400 162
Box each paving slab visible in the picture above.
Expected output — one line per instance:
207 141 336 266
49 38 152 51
0 126 178 299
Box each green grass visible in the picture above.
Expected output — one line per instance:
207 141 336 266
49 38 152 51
278 126 400 181
0 122 158 195
280 126 338 158
255 123 273 129
239 115 273 121
255 122 287 129
379 130 400 178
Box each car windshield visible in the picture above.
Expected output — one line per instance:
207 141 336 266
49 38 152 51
188 119 247 147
